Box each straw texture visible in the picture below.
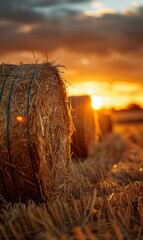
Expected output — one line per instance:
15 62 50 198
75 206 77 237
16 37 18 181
69 96 95 159
0 62 72 202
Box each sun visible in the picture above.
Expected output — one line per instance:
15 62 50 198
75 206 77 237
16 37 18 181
91 96 103 110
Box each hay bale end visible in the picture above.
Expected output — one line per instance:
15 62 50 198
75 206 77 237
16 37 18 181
0 62 72 202
98 111 113 139
69 95 95 159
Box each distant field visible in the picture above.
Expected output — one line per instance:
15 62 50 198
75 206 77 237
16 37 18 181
113 109 143 123
114 122 143 134
114 122 143 148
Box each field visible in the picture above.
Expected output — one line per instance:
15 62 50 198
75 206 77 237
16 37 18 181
0 123 143 239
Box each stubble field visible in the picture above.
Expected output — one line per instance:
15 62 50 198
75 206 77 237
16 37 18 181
0 123 143 240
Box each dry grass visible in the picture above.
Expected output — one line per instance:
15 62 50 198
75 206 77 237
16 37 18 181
72 133 125 183
0 123 143 239
0 181 142 239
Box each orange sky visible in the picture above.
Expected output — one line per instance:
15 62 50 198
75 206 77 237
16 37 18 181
1 1 143 109
2 50 142 109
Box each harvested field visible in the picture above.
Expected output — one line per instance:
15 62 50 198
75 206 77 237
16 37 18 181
0 62 72 203
0 0 143 237
0 123 143 239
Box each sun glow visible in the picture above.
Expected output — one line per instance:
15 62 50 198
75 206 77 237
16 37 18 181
91 96 103 110
16 116 25 123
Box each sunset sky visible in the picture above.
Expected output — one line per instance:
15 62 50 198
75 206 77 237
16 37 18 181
1 0 143 109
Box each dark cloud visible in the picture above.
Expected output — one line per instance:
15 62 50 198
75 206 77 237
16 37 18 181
0 7 44 24
0 0 92 8
30 0 92 7
0 0 83 23
0 4 143 60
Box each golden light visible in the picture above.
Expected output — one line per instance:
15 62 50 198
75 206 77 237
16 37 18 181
91 96 103 110
16 116 25 123
113 164 117 169
18 24 33 33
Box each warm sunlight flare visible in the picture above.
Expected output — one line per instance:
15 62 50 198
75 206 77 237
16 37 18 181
16 116 25 123
91 96 103 110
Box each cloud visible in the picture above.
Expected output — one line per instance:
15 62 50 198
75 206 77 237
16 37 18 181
0 0 84 23
0 0 92 8
0 4 143 63
0 8 44 24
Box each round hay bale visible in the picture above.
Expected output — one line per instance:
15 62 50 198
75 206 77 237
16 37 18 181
0 62 72 203
69 95 95 159
98 111 113 139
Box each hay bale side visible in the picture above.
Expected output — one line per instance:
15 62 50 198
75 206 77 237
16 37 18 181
69 96 95 159
0 62 72 202
98 112 113 139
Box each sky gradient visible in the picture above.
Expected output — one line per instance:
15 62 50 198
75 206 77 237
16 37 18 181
1 0 143 109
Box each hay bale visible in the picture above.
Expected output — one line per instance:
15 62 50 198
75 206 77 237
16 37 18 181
0 62 72 202
69 95 95 159
98 111 113 139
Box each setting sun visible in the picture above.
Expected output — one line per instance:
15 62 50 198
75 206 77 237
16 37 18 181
91 96 103 110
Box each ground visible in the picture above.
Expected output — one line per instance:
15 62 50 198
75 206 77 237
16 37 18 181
0 123 143 240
